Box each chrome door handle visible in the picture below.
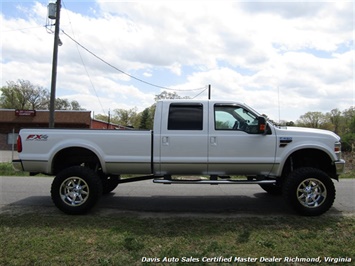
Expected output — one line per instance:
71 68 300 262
162 136 169 146
210 136 217 146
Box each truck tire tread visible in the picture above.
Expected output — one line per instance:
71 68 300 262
51 166 103 215
283 167 335 216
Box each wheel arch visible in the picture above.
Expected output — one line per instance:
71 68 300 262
51 146 104 175
280 148 337 180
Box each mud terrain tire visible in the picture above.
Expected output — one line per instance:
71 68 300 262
51 166 103 215
283 167 335 216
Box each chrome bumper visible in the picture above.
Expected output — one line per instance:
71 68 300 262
12 159 24 172
335 159 345 175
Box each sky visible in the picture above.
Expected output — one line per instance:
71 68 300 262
1 0 354 122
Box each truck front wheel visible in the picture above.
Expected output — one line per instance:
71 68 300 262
283 167 335 216
51 166 103 215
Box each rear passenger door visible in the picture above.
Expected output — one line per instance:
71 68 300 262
157 102 208 175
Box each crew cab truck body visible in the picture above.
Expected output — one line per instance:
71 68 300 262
13 100 345 216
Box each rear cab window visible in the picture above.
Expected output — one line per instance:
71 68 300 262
168 103 203 130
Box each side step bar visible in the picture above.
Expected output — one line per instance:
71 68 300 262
153 179 276 185
115 175 276 185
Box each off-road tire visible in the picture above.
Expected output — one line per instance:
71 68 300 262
283 167 335 216
51 166 103 215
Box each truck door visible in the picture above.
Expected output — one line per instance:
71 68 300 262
208 103 276 175
155 102 208 175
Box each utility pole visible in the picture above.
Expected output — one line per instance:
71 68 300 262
49 0 61 128
208 84 211 100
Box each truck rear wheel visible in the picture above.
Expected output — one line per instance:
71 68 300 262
51 166 103 215
283 167 335 216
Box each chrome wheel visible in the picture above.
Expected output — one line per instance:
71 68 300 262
283 167 335 216
297 178 327 208
52 166 102 214
60 177 89 206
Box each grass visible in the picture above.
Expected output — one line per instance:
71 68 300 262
0 162 30 176
1 162 354 265
0 214 354 266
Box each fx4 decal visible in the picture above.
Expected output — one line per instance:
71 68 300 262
26 134 49 141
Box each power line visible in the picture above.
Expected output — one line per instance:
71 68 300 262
61 30 206 92
192 86 208 99
61 0 106 114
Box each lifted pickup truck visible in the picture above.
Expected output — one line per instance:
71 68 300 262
13 100 345 216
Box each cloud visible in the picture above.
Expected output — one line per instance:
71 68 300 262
1 1 353 122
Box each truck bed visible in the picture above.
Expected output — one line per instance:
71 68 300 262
17 128 153 175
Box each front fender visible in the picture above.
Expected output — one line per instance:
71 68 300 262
274 143 336 177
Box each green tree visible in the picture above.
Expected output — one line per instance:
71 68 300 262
342 113 355 151
94 114 109 122
342 107 355 134
295 107 355 151
326 108 343 134
68 100 84 110
0 80 49 109
0 80 84 110
139 108 150 129
296 111 327 129
112 107 139 127
55 99 84 110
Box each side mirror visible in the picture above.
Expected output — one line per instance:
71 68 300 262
258 116 267 134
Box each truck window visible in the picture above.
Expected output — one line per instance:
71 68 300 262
214 104 259 133
168 103 203 130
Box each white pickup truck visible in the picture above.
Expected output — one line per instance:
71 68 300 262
13 100 345 216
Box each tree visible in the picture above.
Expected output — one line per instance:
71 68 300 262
94 114 109 122
55 98 70 110
70 100 83 110
139 108 150 129
286 121 295 126
55 99 84 110
296 112 327 129
0 79 84 110
341 116 355 151
327 108 343 134
154 91 190 101
0 80 49 109
342 107 355 134
112 107 139 127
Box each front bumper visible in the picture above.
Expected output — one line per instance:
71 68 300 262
335 159 346 175
12 159 24 172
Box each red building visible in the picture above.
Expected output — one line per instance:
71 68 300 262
0 109 124 150
91 118 126 130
